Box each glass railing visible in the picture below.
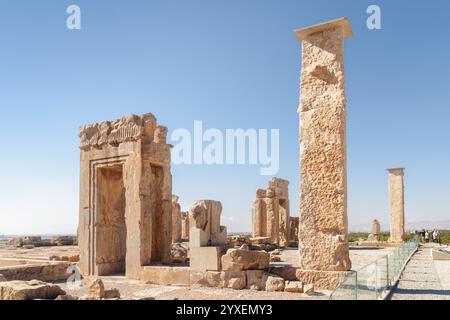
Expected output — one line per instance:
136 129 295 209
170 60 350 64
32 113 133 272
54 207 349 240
330 235 419 300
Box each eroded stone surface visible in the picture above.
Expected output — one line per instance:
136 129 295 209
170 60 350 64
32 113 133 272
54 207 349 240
252 178 290 246
0 280 65 300
265 275 285 292
78 113 172 279
221 249 270 272
172 195 182 243
296 18 352 273
387 168 405 243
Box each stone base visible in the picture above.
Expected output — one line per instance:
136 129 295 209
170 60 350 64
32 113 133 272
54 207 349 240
295 269 353 291
140 266 190 286
190 247 224 272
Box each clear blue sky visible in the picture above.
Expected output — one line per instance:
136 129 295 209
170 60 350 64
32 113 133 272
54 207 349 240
0 0 449 234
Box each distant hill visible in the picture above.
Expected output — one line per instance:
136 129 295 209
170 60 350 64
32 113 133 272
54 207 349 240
349 220 450 232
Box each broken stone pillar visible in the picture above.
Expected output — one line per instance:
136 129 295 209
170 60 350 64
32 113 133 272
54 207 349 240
78 113 172 280
171 195 182 243
251 178 290 246
367 219 381 242
387 168 405 243
181 211 189 241
288 217 299 245
188 200 227 272
294 18 353 289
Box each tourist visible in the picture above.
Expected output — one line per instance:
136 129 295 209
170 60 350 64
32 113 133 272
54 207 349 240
425 230 429 242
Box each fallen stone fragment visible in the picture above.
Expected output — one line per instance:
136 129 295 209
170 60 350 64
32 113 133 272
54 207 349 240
284 281 303 293
265 275 285 292
246 270 267 291
220 271 246 290
0 280 65 300
87 279 105 300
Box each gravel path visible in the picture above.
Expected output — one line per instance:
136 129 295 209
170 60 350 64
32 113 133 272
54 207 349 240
390 245 450 300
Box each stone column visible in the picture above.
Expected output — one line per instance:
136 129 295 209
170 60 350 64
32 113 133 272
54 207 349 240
387 168 405 242
294 18 353 288
181 212 190 241
171 195 182 243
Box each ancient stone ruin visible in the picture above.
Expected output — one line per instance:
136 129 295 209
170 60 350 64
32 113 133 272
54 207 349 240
171 195 182 244
387 168 405 243
294 18 353 289
78 113 172 279
251 178 290 247
189 200 227 272
288 217 299 246
180 211 190 241
367 219 381 242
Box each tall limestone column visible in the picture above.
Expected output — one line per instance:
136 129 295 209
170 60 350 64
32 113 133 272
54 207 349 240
294 18 353 289
387 168 405 242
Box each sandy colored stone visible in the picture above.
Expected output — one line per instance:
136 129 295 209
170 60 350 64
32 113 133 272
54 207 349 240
220 271 246 290
190 247 223 272
87 279 105 300
181 212 190 241
0 274 6 282
172 195 182 243
78 113 172 279
284 281 303 293
288 217 299 245
52 236 77 246
265 275 285 292
246 270 268 291
252 178 290 247
295 269 352 291
190 271 222 288
188 200 227 247
367 219 381 241
0 280 65 300
295 18 352 272
221 249 270 272
140 266 190 286
0 262 72 282
387 168 405 243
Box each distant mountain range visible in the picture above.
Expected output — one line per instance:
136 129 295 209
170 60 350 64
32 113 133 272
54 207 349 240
349 220 450 232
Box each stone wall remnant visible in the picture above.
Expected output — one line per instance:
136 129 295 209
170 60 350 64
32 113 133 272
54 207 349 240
251 178 290 246
78 113 172 280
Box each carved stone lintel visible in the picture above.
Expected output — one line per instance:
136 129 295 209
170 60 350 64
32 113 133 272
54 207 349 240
79 113 156 151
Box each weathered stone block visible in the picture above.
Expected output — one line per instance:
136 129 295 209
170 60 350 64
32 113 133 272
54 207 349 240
189 227 209 248
190 271 222 288
221 249 269 272
284 281 303 293
190 247 223 272
140 266 190 286
295 269 352 291
220 271 246 290
0 280 65 300
246 270 268 291
265 275 285 292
